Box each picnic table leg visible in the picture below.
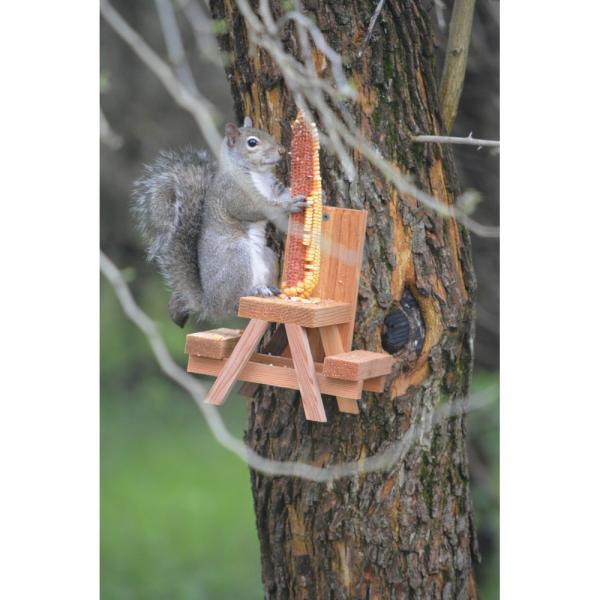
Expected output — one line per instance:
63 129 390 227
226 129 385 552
238 324 288 398
205 319 269 406
285 323 327 422
319 325 360 415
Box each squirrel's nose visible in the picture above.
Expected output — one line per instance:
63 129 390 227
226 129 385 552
278 145 286 155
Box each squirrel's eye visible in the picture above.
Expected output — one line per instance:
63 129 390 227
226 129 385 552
247 137 258 148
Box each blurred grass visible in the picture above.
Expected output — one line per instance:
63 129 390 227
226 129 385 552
468 371 500 600
101 275 498 599
101 379 263 599
101 274 263 600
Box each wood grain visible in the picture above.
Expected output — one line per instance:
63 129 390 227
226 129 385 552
284 323 327 422
188 352 382 393
364 375 386 393
187 354 364 399
323 349 394 381
238 296 352 327
312 206 368 350
238 324 288 398
185 328 243 359
280 206 367 349
204 319 269 406
318 325 359 414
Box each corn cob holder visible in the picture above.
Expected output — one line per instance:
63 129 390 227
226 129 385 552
184 112 393 422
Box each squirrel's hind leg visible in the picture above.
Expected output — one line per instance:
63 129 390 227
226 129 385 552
199 237 257 318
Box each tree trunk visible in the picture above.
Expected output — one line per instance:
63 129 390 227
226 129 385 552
210 1 479 598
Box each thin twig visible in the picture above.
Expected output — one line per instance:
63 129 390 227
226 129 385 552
101 250 498 481
412 133 500 148
433 0 447 31
100 0 223 157
175 0 223 66
283 3 356 179
277 10 355 96
154 0 200 95
357 0 387 58
339 122 499 237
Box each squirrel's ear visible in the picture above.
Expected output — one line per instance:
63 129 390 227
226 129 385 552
243 116 253 128
225 123 240 147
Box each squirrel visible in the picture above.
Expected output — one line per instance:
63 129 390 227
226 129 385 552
132 117 306 327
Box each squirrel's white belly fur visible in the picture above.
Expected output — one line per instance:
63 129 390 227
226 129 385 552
247 170 275 288
250 171 273 199
246 221 269 287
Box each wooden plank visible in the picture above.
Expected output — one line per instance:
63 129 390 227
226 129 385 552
191 351 381 391
285 323 327 422
238 296 352 328
238 324 287 398
189 350 382 394
251 353 381 392
307 327 325 362
188 354 364 399
364 375 386 393
323 349 394 381
251 353 375 394
312 206 368 351
185 328 243 359
319 325 359 414
204 319 269 406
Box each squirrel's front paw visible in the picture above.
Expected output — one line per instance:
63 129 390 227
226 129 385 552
249 285 277 297
288 194 308 213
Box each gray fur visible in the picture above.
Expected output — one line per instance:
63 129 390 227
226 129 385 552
132 147 213 326
131 122 305 327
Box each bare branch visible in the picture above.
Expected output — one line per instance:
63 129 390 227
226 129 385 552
154 0 200 95
101 250 497 481
175 0 223 66
323 113 500 237
282 4 356 180
438 0 476 132
412 133 500 149
100 0 223 156
357 0 387 59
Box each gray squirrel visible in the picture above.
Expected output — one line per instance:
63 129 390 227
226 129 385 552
132 117 306 327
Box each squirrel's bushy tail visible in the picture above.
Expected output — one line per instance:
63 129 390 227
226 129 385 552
132 147 213 327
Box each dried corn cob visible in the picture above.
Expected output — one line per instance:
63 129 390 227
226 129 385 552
280 111 322 299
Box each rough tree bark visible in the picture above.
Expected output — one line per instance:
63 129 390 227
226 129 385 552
210 1 479 598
